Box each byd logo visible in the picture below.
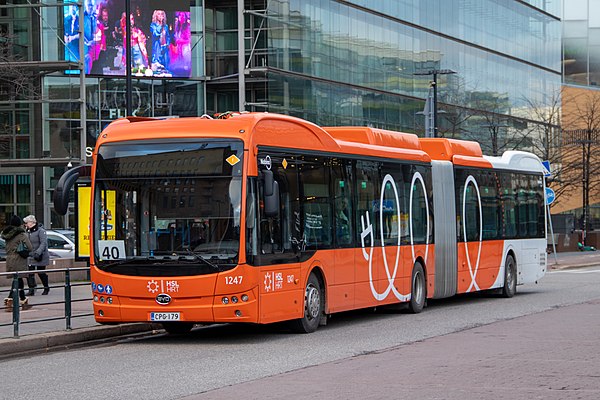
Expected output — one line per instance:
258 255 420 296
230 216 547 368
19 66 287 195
155 293 172 305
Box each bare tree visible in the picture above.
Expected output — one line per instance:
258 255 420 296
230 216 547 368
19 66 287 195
0 31 37 101
0 29 42 158
523 88 563 161
437 80 476 139
462 91 533 156
520 88 574 206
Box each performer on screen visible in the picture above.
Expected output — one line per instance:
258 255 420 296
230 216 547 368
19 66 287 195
128 13 148 69
150 9 171 75
169 11 191 77
64 4 80 62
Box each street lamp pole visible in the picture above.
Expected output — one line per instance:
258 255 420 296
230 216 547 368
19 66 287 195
432 71 439 138
580 137 593 246
414 69 456 137
125 0 132 116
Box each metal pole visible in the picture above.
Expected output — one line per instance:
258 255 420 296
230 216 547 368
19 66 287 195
432 72 438 138
65 270 72 330
582 143 586 245
547 203 558 265
125 0 132 116
414 69 455 138
11 273 20 337
78 0 87 165
237 0 245 111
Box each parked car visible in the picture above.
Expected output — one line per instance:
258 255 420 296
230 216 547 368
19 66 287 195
47 229 76 259
0 230 75 261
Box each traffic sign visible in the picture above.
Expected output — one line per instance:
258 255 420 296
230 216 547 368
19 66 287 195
542 160 551 177
545 187 555 205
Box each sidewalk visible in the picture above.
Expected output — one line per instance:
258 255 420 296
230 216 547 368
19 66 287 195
547 250 600 270
0 281 95 338
0 250 599 359
0 280 158 358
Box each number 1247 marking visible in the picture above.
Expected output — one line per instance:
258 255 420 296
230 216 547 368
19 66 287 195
225 276 243 285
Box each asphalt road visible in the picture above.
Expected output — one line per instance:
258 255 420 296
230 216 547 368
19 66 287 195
191 299 600 400
1 266 600 400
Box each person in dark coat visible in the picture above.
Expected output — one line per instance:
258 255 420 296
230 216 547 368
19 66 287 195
1 215 33 308
24 215 50 295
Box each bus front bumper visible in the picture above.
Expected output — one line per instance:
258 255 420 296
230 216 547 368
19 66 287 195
92 288 259 324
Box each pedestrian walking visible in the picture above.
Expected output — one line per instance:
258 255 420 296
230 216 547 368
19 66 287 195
24 215 50 295
1 215 33 310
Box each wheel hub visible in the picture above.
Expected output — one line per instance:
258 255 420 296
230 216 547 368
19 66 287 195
306 284 320 320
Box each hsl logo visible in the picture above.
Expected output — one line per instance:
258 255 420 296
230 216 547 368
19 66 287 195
155 293 172 305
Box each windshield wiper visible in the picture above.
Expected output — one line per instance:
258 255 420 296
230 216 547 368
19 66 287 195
185 250 220 272
100 258 133 270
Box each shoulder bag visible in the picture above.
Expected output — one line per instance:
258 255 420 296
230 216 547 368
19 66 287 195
16 240 29 258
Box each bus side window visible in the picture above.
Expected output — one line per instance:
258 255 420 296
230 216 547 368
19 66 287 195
331 159 354 249
501 171 517 238
255 152 301 264
355 160 379 247
301 156 332 250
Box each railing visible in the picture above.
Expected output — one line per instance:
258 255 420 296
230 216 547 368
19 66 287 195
0 267 92 338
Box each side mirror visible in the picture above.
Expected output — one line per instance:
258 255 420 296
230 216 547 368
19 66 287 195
262 170 274 197
53 165 91 215
264 180 280 217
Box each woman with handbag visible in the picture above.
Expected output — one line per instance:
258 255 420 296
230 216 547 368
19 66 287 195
1 215 33 309
24 215 50 295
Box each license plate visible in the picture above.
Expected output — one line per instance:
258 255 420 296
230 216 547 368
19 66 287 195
150 312 181 321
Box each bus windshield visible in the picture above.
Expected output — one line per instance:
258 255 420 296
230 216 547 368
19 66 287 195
92 139 244 276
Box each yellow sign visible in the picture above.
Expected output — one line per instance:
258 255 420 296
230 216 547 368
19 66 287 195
99 190 116 240
77 187 116 258
77 186 91 258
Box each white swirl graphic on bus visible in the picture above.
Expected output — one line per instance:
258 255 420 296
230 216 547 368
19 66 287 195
409 172 430 265
360 173 429 301
462 175 482 292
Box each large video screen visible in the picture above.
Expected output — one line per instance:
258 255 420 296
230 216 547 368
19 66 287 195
64 0 191 78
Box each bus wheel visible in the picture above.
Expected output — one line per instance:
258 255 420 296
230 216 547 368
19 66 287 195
501 255 517 298
162 322 194 335
408 262 426 314
290 273 323 333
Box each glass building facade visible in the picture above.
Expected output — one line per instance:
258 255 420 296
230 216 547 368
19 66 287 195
0 0 561 229
262 0 561 132
563 0 600 86
561 0 600 226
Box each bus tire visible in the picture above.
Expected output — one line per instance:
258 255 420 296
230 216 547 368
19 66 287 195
290 272 323 333
501 255 517 298
162 322 194 335
408 262 426 314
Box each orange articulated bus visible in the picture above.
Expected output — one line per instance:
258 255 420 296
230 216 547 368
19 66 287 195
54 112 547 334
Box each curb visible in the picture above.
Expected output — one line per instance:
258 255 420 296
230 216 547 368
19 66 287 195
549 262 600 270
0 323 162 359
